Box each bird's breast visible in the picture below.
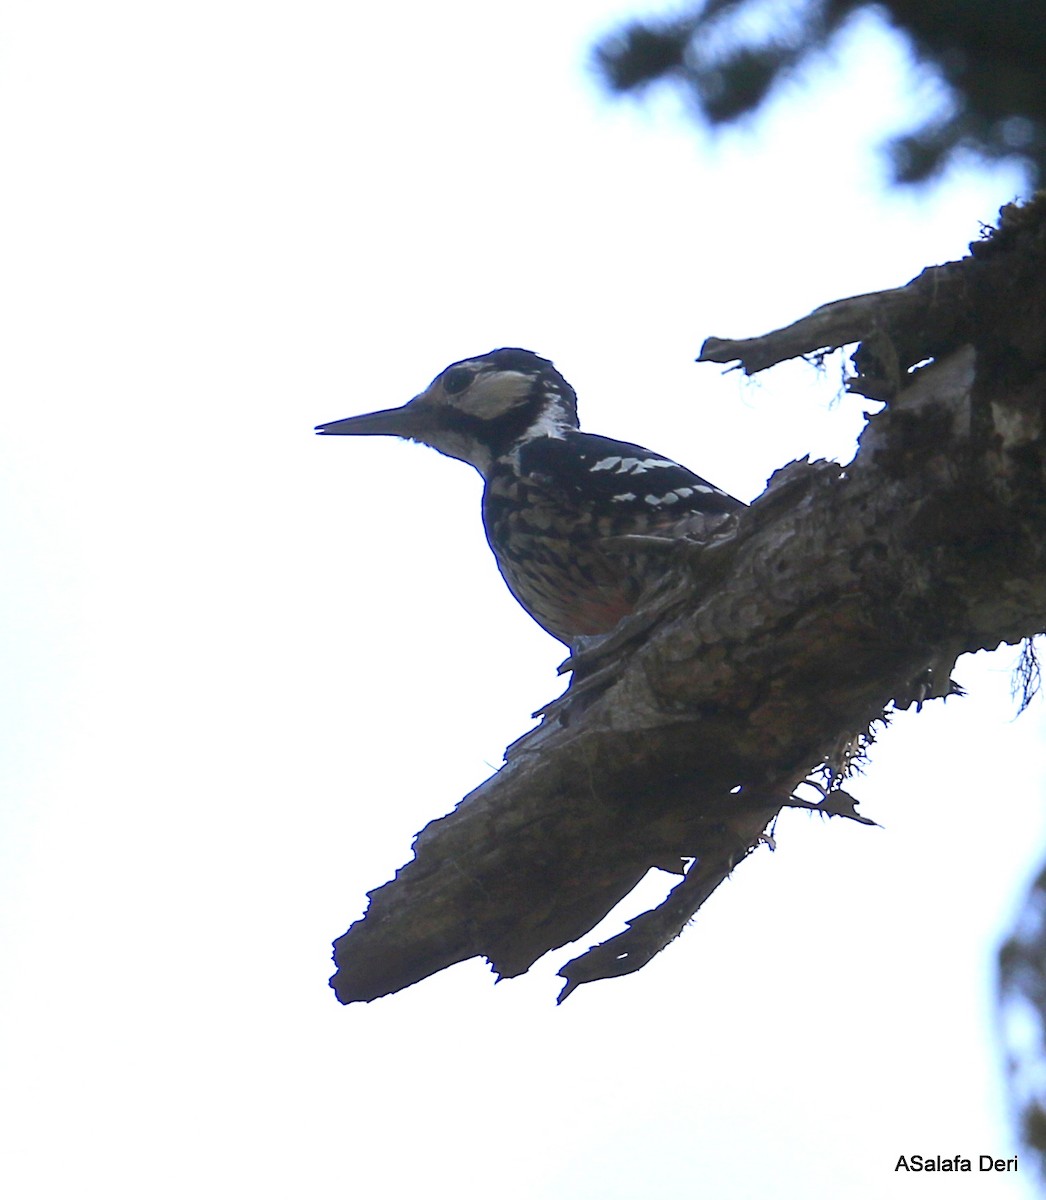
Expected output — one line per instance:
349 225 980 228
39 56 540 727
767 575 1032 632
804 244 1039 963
481 470 653 643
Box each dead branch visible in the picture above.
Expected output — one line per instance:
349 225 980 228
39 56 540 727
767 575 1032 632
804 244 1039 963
331 195 1046 1004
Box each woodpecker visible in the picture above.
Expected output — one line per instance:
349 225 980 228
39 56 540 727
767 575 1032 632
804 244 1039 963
316 348 743 648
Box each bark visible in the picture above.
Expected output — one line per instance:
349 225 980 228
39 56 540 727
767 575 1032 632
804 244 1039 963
331 194 1046 1005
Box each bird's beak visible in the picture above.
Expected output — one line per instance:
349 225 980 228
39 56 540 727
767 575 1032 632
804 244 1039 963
315 396 431 438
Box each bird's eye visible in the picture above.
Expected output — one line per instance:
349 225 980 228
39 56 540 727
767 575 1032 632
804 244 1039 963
442 367 473 395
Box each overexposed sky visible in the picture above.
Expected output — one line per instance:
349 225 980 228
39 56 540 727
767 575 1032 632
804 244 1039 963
0 2 1040 1197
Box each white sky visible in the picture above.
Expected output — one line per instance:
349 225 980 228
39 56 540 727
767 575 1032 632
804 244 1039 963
0 2 1041 1197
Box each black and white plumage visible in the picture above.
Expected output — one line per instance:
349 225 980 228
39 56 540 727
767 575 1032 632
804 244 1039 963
316 348 743 646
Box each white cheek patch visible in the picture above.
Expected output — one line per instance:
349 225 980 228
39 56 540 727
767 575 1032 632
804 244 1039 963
459 371 531 419
591 455 677 475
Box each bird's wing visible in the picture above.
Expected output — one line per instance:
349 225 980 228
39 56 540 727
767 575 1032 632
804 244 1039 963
517 431 743 520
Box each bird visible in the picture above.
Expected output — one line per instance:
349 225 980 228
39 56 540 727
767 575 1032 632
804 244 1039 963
316 348 743 650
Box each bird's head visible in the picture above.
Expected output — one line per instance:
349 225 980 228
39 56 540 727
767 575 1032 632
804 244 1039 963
315 348 579 476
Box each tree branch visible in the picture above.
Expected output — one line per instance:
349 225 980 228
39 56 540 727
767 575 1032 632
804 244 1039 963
696 261 969 383
331 196 1046 1004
